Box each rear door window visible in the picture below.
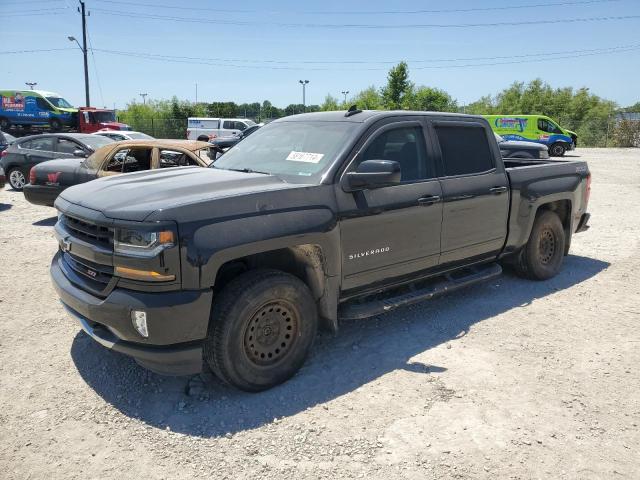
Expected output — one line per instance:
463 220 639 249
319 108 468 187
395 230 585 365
435 125 494 176
158 149 199 168
222 121 234 129
22 137 55 152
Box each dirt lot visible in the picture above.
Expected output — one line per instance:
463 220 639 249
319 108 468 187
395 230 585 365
0 148 639 479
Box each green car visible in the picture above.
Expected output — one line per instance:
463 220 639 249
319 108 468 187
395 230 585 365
483 114 577 157
0 89 77 131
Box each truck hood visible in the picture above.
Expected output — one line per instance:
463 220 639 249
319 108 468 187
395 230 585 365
57 167 297 221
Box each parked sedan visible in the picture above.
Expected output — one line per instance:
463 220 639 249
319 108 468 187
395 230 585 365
0 130 16 154
495 133 549 159
0 133 115 190
93 130 154 141
24 139 214 207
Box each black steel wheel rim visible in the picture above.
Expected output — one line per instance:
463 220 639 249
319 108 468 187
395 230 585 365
538 228 556 265
243 301 299 366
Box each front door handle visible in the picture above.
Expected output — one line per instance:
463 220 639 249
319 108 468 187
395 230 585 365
489 186 508 194
417 195 441 206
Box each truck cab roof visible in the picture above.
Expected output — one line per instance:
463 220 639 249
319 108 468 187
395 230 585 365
273 110 483 124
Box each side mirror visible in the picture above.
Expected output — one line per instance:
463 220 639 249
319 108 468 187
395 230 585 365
346 160 401 190
73 149 88 158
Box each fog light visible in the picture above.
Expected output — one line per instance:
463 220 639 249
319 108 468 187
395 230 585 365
131 310 148 337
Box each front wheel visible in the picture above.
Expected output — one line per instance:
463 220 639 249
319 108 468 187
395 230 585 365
204 269 318 392
7 167 27 190
513 210 566 280
50 118 62 132
549 142 566 157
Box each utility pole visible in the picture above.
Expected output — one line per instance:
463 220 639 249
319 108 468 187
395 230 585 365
79 1 90 106
195 83 198 104
25 82 37 90
299 80 309 112
139 93 148 104
341 90 349 104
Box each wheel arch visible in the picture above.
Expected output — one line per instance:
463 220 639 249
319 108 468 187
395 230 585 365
535 199 572 254
211 243 340 332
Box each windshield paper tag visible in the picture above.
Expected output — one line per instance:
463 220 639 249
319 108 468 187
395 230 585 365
286 151 324 163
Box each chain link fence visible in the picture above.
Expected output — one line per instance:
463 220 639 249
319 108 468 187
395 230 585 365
119 114 640 147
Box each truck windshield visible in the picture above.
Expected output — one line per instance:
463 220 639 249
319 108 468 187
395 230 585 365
212 121 357 181
90 111 116 123
46 97 73 109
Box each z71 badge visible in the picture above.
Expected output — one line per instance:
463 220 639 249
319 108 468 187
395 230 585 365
348 247 390 260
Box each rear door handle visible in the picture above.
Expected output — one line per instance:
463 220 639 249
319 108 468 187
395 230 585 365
417 195 441 206
489 186 508 194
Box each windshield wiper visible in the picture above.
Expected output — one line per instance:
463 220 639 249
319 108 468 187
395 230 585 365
219 166 270 175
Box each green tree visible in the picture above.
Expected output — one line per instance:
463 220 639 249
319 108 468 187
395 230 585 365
381 61 411 109
353 86 382 110
321 94 340 111
403 86 458 112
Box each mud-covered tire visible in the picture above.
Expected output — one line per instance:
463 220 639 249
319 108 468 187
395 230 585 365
514 210 566 280
204 269 318 392
549 142 566 157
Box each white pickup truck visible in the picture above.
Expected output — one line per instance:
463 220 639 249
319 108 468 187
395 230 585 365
186 117 257 141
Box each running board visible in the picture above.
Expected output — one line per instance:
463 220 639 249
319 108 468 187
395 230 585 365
339 263 502 320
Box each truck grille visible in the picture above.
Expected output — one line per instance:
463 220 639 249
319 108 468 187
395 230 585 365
64 252 113 285
62 214 113 247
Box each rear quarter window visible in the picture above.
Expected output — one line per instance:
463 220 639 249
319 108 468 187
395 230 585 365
435 125 494 176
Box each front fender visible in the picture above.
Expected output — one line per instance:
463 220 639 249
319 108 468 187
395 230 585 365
181 207 340 289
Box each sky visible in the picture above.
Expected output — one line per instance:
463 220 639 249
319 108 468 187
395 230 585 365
2 0 640 110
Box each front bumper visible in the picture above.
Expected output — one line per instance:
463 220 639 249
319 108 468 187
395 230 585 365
51 252 213 375
24 184 62 207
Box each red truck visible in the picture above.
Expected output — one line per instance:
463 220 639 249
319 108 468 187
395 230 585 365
74 107 131 133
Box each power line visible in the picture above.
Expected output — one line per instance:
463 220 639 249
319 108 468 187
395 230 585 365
90 44 640 71
0 48 77 55
89 43 640 66
3 11 66 17
2 0 64 4
90 9 640 29
92 0 622 15
4 7 68 14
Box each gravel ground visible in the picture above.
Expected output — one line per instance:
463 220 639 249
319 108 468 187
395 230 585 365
0 148 639 479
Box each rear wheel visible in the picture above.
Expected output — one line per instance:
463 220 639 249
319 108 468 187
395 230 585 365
204 269 318 392
513 210 566 280
549 142 566 157
7 167 26 190
0 117 10 130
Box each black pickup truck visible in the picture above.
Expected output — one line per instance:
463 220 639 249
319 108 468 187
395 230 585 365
50 110 591 391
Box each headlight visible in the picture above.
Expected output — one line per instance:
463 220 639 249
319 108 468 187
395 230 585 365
114 228 175 257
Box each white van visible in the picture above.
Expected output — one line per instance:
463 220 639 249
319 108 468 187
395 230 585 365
186 117 257 141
